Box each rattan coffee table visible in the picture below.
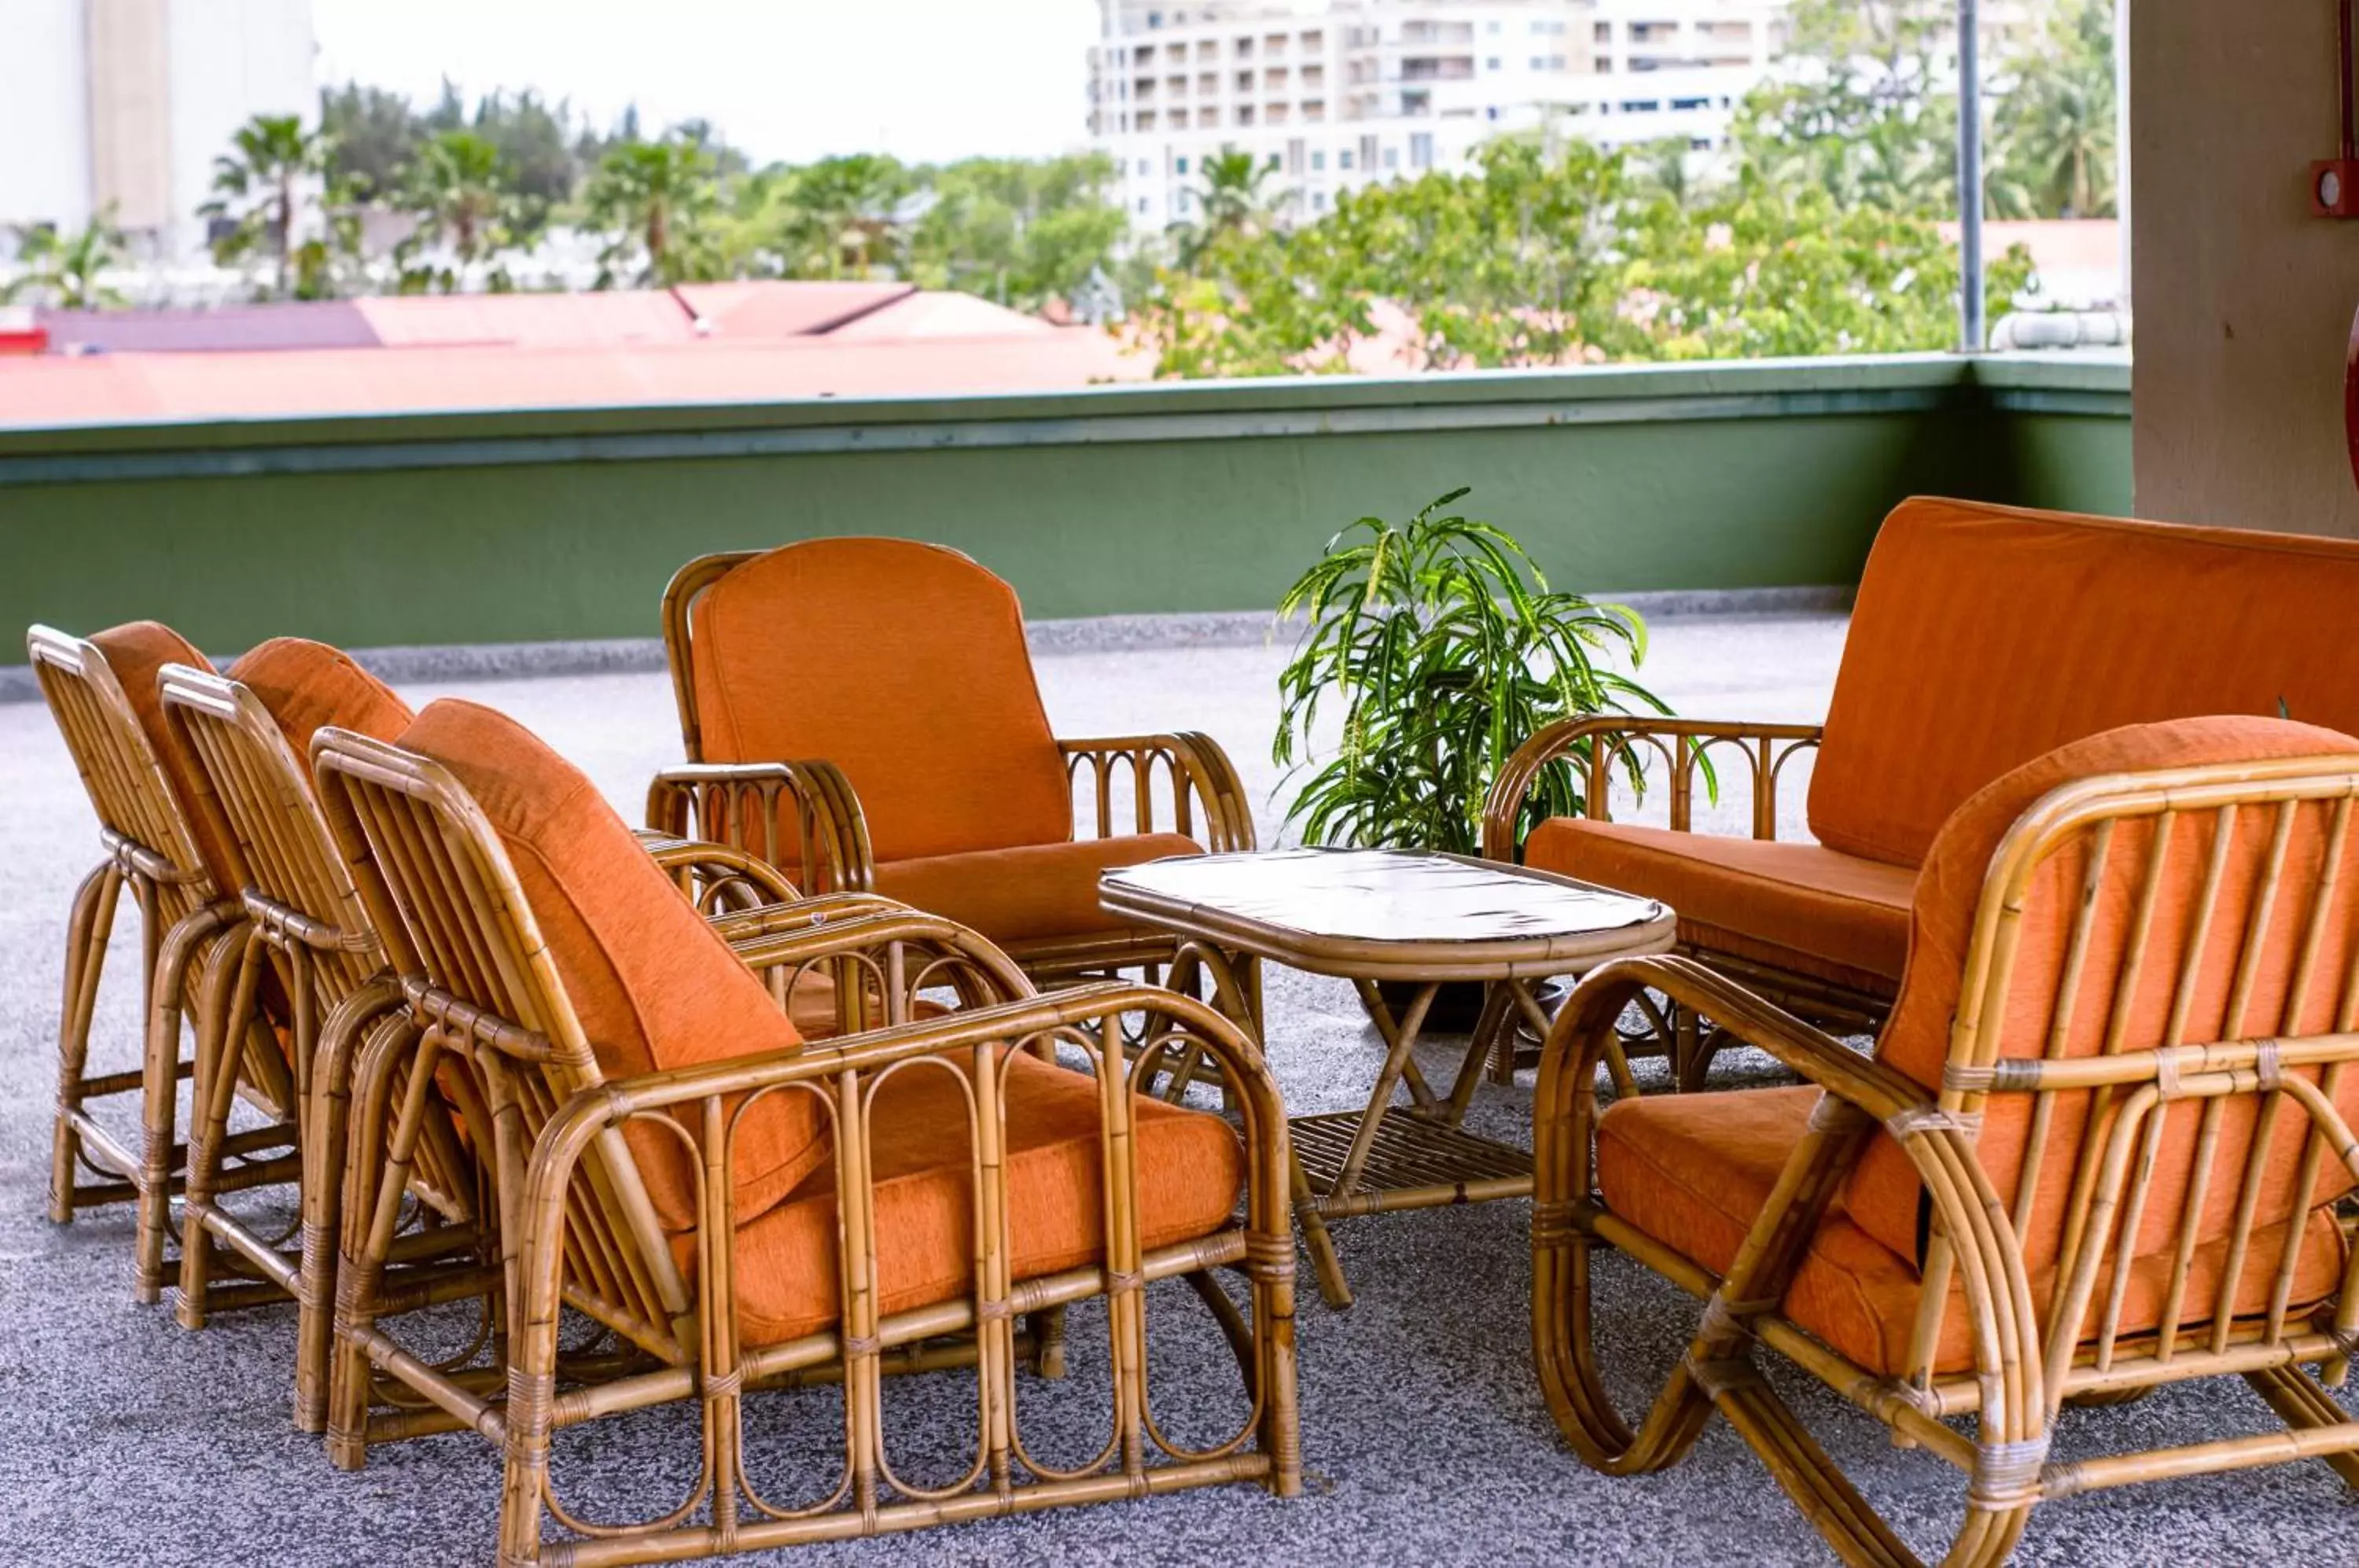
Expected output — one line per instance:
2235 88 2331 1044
1100 847 1673 1309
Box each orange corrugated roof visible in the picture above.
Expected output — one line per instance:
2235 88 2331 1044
352 290 697 348
0 329 1150 427
824 290 1054 340
672 281 915 339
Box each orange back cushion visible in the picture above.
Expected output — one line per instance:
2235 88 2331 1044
1809 499 2359 868
234 637 413 753
1846 716 2359 1279
684 539 1073 860
398 700 828 1231
90 620 237 885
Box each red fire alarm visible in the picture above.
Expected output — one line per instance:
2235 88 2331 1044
2320 0 2359 216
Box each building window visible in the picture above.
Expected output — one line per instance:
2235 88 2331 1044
1236 35 1253 57
1237 70 1254 90
1267 152 1281 169
1409 132 1433 170
1177 156 1190 174
1313 191 1328 210
1621 100 1661 113
1529 56 1544 68
1339 149 1355 170
1138 197 1150 212
1672 96 1708 111
1146 9 1161 25
1595 21 1613 43
1238 105 1255 125
1311 149 1326 171
1383 145 1399 170
1546 55 1566 69
1137 158 1151 175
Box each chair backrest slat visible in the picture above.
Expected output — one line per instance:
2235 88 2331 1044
29 625 213 917
1912 754 2359 1391
313 728 689 1356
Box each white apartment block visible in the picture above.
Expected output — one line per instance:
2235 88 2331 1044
1570 0 1781 153
1091 1 2052 234
0 0 316 262
1091 0 1605 234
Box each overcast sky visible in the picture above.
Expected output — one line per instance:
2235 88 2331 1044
312 0 1105 166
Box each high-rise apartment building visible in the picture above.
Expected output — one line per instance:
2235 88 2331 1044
1571 0 1779 152
1091 0 1603 233
0 0 315 261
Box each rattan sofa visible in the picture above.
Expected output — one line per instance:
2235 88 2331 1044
1485 497 2359 1085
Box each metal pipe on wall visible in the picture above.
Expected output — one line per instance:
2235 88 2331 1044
1957 0 1985 352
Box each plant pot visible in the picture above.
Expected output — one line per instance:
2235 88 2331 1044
1372 977 1492 1034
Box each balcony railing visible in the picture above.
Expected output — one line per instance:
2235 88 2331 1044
0 354 2128 664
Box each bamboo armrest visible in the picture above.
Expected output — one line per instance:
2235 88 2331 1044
645 760 874 893
1058 732 1259 852
1534 954 2040 1417
641 834 804 910
1481 716 1826 860
702 893 911 944
718 904 1036 1013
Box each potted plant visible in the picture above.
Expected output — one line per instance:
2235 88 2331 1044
1272 487 1673 1026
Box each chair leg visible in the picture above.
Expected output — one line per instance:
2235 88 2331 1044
50 863 121 1223
297 989 404 1434
176 933 263 1330
135 904 236 1303
1705 1359 1931 1567
1028 1306 1069 1379
2247 1364 2359 1489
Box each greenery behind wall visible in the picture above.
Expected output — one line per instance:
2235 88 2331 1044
5 0 2117 369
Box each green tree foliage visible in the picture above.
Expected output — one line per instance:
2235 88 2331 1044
907 154 1125 311
1732 0 1958 218
1989 0 2117 218
583 134 726 286
2 212 130 309
201 114 333 299
319 83 421 200
394 131 537 292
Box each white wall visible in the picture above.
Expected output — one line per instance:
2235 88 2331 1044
165 0 317 259
0 0 96 234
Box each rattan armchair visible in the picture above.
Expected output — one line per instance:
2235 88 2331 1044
28 622 300 1301
315 701 1300 1564
646 539 1257 988
1531 717 2359 1563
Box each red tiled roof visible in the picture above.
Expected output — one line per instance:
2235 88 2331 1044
825 290 1054 340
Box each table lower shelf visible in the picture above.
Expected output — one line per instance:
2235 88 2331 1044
1290 1106 1533 1217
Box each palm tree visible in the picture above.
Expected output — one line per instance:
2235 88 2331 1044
3 212 128 309
783 155 912 278
201 114 330 298
1991 0 2116 218
584 134 722 286
395 130 532 290
1168 148 1275 264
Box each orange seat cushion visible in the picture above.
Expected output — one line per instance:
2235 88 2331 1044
686 539 1075 861
1846 715 2359 1272
399 700 828 1231
1523 817 1912 995
874 833 1204 946
1598 1084 2346 1375
710 1047 1246 1346
233 636 412 753
1810 498 2359 870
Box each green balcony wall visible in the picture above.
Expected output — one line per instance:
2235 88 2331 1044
0 352 2130 653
